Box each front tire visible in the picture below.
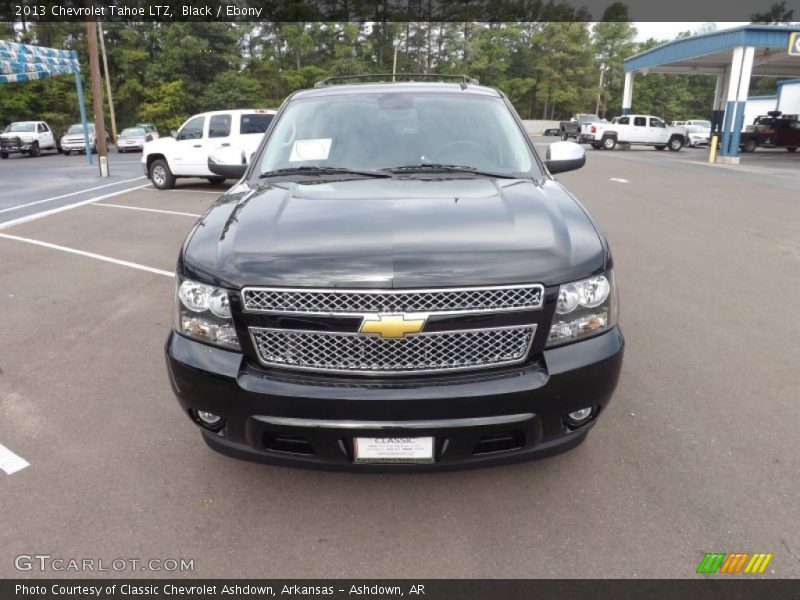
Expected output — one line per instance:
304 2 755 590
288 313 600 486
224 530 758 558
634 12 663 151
787 147 797 152
0 152 7 159
602 136 617 150
743 138 758 153
30 142 41 157
63 150 71 156
560 129 568 141
668 137 683 151
150 159 176 190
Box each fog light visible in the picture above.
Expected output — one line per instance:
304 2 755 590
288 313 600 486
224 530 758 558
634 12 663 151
195 410 223 429
565 407 594 429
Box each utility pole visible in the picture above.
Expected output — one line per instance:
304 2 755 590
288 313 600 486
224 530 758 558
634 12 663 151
84 20 109 176
97 22 117 145
595 63 607 117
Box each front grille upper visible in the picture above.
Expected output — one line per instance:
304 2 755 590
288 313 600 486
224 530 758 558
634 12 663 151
249 326 537 375
241 284 544 315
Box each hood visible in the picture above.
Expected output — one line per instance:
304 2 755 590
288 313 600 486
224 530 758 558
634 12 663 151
181 178 607 289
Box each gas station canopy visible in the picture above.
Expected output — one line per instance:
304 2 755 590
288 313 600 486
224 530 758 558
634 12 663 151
622 25 800 161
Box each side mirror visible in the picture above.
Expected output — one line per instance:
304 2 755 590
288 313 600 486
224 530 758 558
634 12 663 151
545 141 585 174
171 129 179 139
208 146 248 179
145 135 153 142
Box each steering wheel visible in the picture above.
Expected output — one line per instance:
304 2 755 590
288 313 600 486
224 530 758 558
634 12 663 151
434 140 490 164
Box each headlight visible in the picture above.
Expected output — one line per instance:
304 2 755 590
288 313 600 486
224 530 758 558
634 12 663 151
173 278 240 350
546 271 617 347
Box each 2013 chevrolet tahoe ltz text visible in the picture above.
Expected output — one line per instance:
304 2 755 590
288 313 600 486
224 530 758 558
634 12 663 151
165 75 624 470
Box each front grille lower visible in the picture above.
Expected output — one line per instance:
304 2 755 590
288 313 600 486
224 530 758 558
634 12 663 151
241 284 544 315
249 325 537 375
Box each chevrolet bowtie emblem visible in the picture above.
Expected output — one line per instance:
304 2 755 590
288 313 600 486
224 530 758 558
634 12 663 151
359 313 427 338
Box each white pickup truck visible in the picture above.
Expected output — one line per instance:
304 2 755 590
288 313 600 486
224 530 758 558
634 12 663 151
142 109 276 189
581 114 685 151
0 121 58 158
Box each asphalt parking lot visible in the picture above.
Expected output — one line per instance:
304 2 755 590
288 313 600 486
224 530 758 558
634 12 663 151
1 142 799 579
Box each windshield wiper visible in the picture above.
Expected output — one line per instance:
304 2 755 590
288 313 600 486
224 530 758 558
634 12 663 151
259 166 392 179
383 163 519 179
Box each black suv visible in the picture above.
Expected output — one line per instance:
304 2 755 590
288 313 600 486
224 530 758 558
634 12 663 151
166 76 624 469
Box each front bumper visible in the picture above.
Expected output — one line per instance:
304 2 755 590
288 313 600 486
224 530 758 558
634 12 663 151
118 141 144 151
165 327 624 470
0 139 33 153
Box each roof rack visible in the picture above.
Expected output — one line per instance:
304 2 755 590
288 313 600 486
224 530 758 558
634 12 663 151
313 73 479 90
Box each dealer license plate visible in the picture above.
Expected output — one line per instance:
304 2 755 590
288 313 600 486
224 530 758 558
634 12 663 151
354 437 435 463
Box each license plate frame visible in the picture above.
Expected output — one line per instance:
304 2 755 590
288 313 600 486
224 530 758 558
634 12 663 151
353 436 435 464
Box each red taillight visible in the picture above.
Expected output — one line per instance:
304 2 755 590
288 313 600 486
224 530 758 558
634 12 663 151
591 125 596 133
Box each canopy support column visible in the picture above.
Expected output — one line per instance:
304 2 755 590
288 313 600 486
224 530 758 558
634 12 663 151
622 71 633 115
728 46 754 160
720 46 744 158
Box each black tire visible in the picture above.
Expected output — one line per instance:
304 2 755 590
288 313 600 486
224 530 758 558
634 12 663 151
668 137 683 151
655 145 666 151
206 177 226 185
560 129 568 141
742 138 757 153
590 142 602 150
30 142 41 157
602 136 617 150
150 159 176 190
63 150 71 156
787 147 797 152
117 148 124 153
0 152 7 159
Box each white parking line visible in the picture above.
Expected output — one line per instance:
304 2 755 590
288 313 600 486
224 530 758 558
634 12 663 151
160 189 222 195
0 443 29 475
0 176 146 215
93 203 202 218
0 233 174 277
0 184 149 232
609 178 630 183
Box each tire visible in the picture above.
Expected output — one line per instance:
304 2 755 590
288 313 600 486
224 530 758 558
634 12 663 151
206 177 226 185
787 147 797 152
63 150 71 156
560 129 568 141
30 142 41 157
150 159 176 190
743 138 757 153
0 152 7 159
655 145 666 151
602 136 617 150
668 137 683 151
590 142 602 150
117 148 124 153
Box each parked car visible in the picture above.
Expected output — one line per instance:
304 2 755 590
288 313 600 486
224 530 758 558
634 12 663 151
740 112 800 153
0 121 58 158
142 108 276 189
135 123 159 140
560 113 601 141
583 114 685 151
60 123 110 155
117 127 152 153
165 77 624 469
683 120 712 147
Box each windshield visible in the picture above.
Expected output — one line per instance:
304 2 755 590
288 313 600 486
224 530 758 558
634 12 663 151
5 123 36 133
121 128 145 137
577 115 600 123
67 124 95 134
690 121 711 128
256 93 538 179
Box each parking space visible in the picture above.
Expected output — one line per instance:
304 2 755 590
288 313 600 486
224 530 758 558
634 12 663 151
1 144 799 579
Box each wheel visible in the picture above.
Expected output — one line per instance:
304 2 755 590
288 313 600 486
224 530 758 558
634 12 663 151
743 138 757 153
590 142 602 150
668 137 683 151
117 148 124 153
150 159 176 190
0 152 7 159
207 177 226 185
655 145 666 151
787 147 797 152
560 129 568 141
63 150 71 156
30 142 40 157
602 136 616 150
91 143 97 154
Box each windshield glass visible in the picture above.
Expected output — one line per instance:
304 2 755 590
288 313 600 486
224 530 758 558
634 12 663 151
691 121 711 128
5 123 36 133
121 128 145 137
67 124 95 134
256 93 538 178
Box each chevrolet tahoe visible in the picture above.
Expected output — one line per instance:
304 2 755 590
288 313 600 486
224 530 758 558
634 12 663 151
165 76 624 470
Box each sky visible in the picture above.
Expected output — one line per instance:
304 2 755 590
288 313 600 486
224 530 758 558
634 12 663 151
632 22 750 42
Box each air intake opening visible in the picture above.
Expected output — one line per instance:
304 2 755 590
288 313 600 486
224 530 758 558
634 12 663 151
472 430 525 455
264 433 315 455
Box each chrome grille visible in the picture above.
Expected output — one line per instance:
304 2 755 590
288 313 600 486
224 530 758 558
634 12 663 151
249 326 537 375
241 285 544 315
